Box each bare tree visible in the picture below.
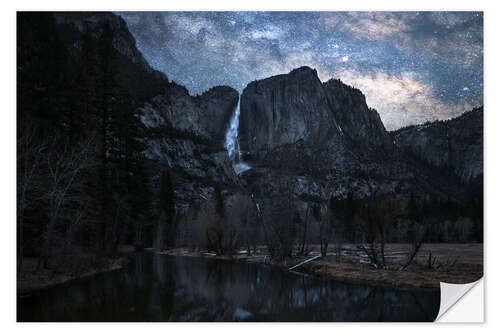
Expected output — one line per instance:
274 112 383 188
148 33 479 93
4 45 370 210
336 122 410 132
229 194 257 256
206 215 240 256
17 120 46 271
312 203 331 257
262 174 298 261
37 135 95 270
204 191 242 257
391 219 427 271
355 194 407 269
299 203 312 256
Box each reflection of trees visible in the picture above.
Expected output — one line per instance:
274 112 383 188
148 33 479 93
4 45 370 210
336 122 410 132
18 254 439 322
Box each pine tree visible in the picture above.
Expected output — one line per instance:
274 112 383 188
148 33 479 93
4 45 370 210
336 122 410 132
157 170 176 248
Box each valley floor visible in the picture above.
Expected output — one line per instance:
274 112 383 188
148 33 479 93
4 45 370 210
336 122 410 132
163 243 483 291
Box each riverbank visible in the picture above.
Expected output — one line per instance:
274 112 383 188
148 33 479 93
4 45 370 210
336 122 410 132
17 245 135 294
162 243 483 291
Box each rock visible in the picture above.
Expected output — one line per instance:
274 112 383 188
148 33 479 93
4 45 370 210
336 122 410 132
50 12 482 223
238 66 482 212
51 12 243 212
392 107 483 184
239 66 392 165
138 84 240 210
239 66 339 161
53 12 152 72
323 78 392 150
139 85 238 143
53 12 170 103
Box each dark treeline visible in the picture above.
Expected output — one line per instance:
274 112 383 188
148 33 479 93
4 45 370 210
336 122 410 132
17 13 160 273
391 106 483 135
173 174 482 268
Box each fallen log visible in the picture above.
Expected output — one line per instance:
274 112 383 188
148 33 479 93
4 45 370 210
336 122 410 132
288 255 322 271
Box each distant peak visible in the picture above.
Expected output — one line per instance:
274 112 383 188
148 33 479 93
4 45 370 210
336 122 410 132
289 66 318 78
200 85 238 96
323 77 367 105
324 78 361 93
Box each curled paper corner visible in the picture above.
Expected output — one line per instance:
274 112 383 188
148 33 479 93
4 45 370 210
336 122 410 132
435 278 484 322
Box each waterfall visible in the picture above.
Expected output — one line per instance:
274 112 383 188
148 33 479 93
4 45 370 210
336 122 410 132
225 96 242 163
225 95 251 174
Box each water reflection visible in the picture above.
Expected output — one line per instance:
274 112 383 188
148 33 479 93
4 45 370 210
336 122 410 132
18 253 439 322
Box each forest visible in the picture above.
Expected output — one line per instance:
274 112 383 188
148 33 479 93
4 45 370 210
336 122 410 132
17 13 156 274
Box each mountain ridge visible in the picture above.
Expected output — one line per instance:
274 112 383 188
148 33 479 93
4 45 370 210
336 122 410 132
47 11 483 218
238 66 482 210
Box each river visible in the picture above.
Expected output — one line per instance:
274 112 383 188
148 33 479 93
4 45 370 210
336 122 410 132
18 253 440 321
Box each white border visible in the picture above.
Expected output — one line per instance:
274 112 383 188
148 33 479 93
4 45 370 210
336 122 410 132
2 0 498 331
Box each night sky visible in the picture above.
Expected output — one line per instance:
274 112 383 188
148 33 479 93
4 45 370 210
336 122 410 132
118 11 483 130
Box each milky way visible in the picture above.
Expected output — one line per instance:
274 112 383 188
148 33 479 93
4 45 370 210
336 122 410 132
118 11 483 130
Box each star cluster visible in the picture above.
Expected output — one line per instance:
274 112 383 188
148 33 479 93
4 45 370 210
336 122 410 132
118 11 483 130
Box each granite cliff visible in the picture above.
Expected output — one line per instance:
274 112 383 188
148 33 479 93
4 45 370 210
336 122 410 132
392 107 483 184
238 67 481 208
50 12 483 217
51 12 242 212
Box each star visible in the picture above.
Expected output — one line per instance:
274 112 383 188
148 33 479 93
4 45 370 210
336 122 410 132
118 11 483 130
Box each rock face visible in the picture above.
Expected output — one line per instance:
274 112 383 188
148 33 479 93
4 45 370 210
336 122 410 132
53 12 170 103
52 12 242 211
322 78 392 150
50 12 483 215
139 85 240 209
140 85 238 143
239 67 392 165
239 67 340 160
54 12 153 73
392 107 483 184
239 67 482 207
